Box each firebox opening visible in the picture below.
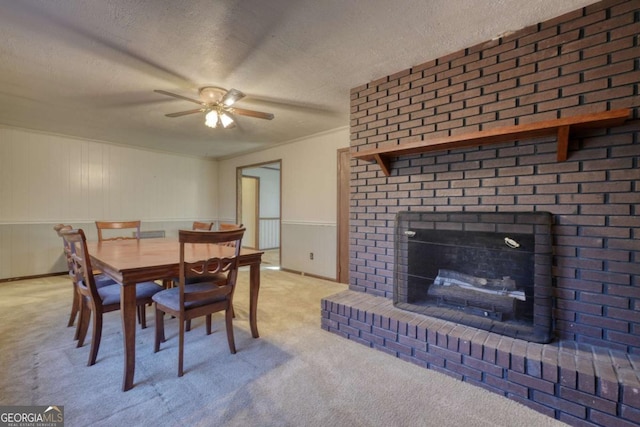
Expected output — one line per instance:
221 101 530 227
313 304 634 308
394 212 553 343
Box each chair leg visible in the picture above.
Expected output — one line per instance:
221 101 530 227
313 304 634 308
206 315 212 335
185 319 191 332
88 310 103 366
68 286 79 327
138 305 147 329
225 308 236 354
76 298 90 347
74 317 81 341
74 295 84 341
154 307 164 353
178 318 185 377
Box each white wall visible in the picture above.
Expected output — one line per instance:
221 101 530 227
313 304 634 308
218 127 349 280
242 166 280 218
0 125 349 280
0 126 218 279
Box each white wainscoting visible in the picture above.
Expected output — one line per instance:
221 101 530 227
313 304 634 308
259 217 280 250
280 221 336 281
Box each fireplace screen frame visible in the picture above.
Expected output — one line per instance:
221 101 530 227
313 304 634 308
394 211 553 343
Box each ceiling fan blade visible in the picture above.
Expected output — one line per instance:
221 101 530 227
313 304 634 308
154 90 205 106
221 88 245 107
165 108 205 117
230 107 274 120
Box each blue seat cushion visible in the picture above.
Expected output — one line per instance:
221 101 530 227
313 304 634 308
95 274 117 288
97 281 163 306
171 273 226 286
153 282 228 311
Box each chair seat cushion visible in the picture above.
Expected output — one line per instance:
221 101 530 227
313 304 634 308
152 282 228 311
98 281 163 306
171 273 226 286
95 274 117 288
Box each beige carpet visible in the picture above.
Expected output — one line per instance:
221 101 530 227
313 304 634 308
0 268 567 427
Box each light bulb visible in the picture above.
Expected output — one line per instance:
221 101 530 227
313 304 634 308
205 110 219 128
220 113 234 128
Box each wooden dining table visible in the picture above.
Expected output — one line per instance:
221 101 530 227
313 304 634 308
86 238 263 391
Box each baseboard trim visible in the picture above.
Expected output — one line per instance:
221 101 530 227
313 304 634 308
279 268 335 282
0 271 67 283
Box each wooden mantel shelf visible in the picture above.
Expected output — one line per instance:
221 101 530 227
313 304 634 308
352 109 631 176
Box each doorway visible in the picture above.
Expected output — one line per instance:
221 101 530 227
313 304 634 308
241 176 259 249
237 161 281 266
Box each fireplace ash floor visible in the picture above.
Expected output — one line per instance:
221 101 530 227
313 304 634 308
322 289 640 426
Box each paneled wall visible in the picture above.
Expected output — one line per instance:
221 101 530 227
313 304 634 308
0 127 218 280
281 221 336 280
259 217 280 249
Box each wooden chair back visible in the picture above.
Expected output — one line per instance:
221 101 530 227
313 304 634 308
218 222 243 231
217 223 244 247
54 223 72 236
54 223 74 269
95 220 141 242
54 224 80 329
178 228 245 306
60 229 102 309
192 221 214 231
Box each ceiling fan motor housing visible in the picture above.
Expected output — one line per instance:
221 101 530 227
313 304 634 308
199 86 226 104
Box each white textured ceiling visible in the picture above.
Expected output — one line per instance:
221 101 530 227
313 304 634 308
0 0 597 158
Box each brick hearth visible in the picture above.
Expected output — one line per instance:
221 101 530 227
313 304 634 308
327 0 640 425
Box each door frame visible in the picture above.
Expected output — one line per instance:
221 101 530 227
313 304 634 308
336 148 350 284
236 160 282 255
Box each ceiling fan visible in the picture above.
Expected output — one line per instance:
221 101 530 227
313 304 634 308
154 86 274 129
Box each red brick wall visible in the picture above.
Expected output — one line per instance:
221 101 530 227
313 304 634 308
350 0 640 353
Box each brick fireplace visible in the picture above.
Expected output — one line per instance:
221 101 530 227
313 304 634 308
321 0 640 425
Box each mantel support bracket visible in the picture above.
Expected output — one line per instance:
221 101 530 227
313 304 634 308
556 125 570 162
374 153 391 176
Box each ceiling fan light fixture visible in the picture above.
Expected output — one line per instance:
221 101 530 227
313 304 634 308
204 109 235 129
220 112 234 128
205 110 219 128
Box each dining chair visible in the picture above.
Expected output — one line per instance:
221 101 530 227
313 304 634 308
95 220 141 241
181 222 243 330
54 224 117 337
61 228 163 366
152 227 245 377
192 221 214 231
